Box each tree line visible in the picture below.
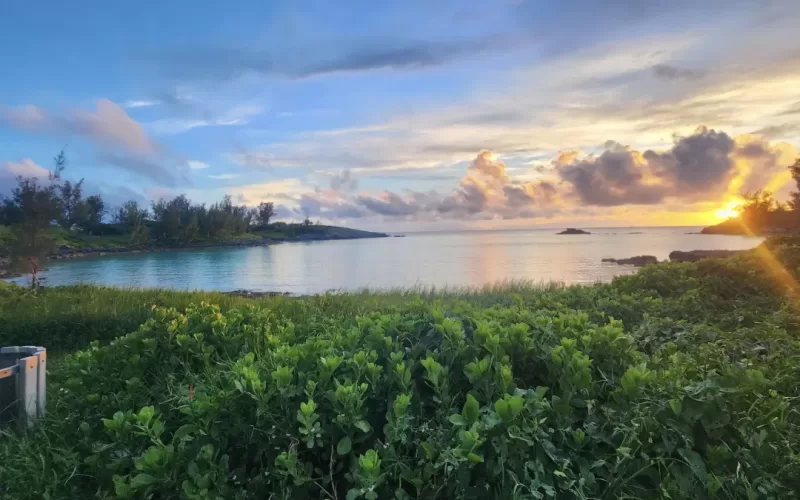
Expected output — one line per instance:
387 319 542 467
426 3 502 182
0 152 277 264
735 158 800 232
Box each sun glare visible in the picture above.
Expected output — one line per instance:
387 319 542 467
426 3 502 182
714 200 743 220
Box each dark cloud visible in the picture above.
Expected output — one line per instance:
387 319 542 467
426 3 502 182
644 127 735 194
556 127 739 206
558 145 668 206
652 64 704 80
153 35 513 82
357 192 420 216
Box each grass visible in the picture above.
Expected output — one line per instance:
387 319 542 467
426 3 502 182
0 238 799 498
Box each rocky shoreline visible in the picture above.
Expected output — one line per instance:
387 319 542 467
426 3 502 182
602 249 744 267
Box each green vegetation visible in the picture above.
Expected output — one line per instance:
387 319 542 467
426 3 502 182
703 157 800 234
2 237 800 498
0 152 384 275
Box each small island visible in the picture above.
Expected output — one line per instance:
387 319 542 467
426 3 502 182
557 228 591 235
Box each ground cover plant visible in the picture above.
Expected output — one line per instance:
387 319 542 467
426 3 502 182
1 237 799 499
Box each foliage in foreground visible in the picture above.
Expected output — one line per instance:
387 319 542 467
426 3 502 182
1 238 800 499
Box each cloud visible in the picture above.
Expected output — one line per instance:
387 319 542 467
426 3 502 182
2 158 50 179
147 104 262 135
208 173 240 180
260 151 561 222
329 170 358 191
259 127 797 224
556 127 736 206
752 123 800 140
153 35 516 82
432 150 557 217
357 191 420 216
652 64 704 81
0 99 193 186
125 100 158 108
98 153 182 187
0 158 51 193
187 161 210 169
778 101 800 116
1 99 160 154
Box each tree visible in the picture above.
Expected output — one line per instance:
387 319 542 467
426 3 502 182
738 190 776 230
113 201 149 246
254 202 275 227
788 158 800 210
8 170 63 286
59 178 86 229
85 195 105 228
114 200 148 227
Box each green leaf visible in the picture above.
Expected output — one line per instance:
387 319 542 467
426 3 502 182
151 419 164 438
449 414 467 426
466 452 484 464
130 473 159 490
494 400 510 421
669 398 682 416
678 447 708 485
355 420 372 433
420 441 436 459
337 436 352 455
462 394 479 426
137 406 154 425
234 380 244 392
172 424 197 441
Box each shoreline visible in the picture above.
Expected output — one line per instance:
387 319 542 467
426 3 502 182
1 231 389 279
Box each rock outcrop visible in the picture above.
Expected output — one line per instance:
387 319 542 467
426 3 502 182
557 228 591 235
668 250 742 263
602 255 658 267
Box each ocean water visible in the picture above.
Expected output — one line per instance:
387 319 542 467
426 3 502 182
11 227 762 294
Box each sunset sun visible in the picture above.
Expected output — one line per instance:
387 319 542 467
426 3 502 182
714 200 743 221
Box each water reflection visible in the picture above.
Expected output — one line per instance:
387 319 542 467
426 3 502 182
13 228 762 293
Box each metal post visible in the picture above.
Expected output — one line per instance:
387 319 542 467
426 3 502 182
0 346 47 429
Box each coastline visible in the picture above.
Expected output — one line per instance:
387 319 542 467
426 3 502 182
0 230 389 279
50 231 389 260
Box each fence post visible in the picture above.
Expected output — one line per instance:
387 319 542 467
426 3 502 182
0 346 46 429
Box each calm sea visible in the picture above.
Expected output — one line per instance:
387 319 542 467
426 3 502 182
10 227 762 294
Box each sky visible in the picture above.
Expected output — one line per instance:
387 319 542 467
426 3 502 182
1 0 800 231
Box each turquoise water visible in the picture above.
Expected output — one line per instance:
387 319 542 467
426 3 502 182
10 227 762 294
